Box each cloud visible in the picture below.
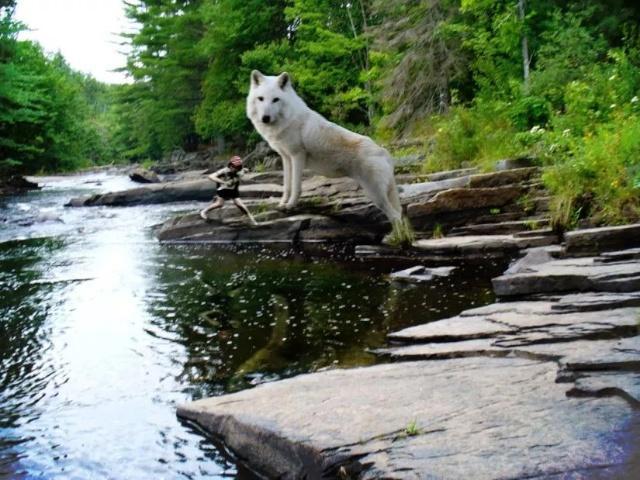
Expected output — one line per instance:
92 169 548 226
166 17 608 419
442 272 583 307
14 0 133 84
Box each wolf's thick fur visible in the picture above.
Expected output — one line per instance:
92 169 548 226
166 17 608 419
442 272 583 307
246 70 406 234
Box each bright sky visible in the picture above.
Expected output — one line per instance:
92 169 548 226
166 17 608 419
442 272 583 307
14 0 133 84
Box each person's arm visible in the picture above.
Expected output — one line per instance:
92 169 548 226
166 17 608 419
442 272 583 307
207 167 228 184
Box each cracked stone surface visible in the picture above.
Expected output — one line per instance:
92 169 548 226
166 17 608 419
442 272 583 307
178 357 640 479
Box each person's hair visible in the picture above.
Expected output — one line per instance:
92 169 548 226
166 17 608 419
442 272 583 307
228 156 243 169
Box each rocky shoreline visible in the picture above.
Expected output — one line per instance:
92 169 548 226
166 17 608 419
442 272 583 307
62 160 640 477
178 231 640 479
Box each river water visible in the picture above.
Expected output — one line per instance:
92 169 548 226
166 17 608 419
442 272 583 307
0 172 502 479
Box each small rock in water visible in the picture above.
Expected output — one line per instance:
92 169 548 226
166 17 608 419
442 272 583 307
389 265 456 283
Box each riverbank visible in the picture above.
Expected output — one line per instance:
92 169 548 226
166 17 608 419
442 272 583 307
8 166 639 478
178 235 640 478
1 170 509 479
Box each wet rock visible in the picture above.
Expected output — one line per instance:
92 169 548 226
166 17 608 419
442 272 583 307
178 356 640 479
129 168 160 184
565 223 640 254
388 265 456 283
66 180 282 207
0 175 41 195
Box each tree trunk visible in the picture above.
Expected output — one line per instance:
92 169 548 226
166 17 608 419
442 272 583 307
518 0 530 89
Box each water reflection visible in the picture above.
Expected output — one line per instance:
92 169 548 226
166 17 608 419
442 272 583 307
149 245 499 396
0 174 502 479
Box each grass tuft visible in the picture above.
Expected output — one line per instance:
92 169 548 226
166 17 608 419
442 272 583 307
384 216 415 247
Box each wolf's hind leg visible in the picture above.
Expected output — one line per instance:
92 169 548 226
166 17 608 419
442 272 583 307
359 178 402 225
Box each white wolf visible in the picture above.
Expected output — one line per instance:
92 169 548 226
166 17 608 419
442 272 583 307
246 70 412 242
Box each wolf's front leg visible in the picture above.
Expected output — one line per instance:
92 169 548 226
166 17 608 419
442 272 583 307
279 155 292 208
285 153 305 209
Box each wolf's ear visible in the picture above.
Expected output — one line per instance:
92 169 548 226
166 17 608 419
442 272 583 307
278 72 290 90
251 70 264 87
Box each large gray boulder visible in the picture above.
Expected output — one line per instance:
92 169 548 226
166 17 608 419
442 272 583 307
128 167 160 184
178 356 640 479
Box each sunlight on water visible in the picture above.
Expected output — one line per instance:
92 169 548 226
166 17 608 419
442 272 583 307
0 173 503 479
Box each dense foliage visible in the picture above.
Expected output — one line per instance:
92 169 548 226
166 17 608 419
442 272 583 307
2 0 639 226
116 0 640 227
0 4 119 175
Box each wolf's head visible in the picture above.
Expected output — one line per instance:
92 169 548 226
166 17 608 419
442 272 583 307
247 70 293 127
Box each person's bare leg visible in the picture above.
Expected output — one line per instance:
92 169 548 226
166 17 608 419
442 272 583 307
233 198 258 225
200 197 224 219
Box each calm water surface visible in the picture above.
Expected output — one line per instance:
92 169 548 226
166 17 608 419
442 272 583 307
0 173 503 479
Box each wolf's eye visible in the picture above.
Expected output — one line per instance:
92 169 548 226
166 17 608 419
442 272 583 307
258 96 264 102
273 98 280 103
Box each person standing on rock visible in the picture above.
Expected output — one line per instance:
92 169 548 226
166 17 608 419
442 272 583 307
200 156 258 225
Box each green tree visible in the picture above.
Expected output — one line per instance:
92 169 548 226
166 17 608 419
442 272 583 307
121 0 207 160
194 0 287 143
1 9 117 175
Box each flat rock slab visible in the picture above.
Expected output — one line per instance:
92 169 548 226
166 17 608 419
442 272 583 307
411 234 555 255
493 256 640 296
353 235 555 263
382 332 640 370
566 223 640 254
407 186 523 219
178 357 640 479
157 213 383 244
390 298 640 344
388 315 515 342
